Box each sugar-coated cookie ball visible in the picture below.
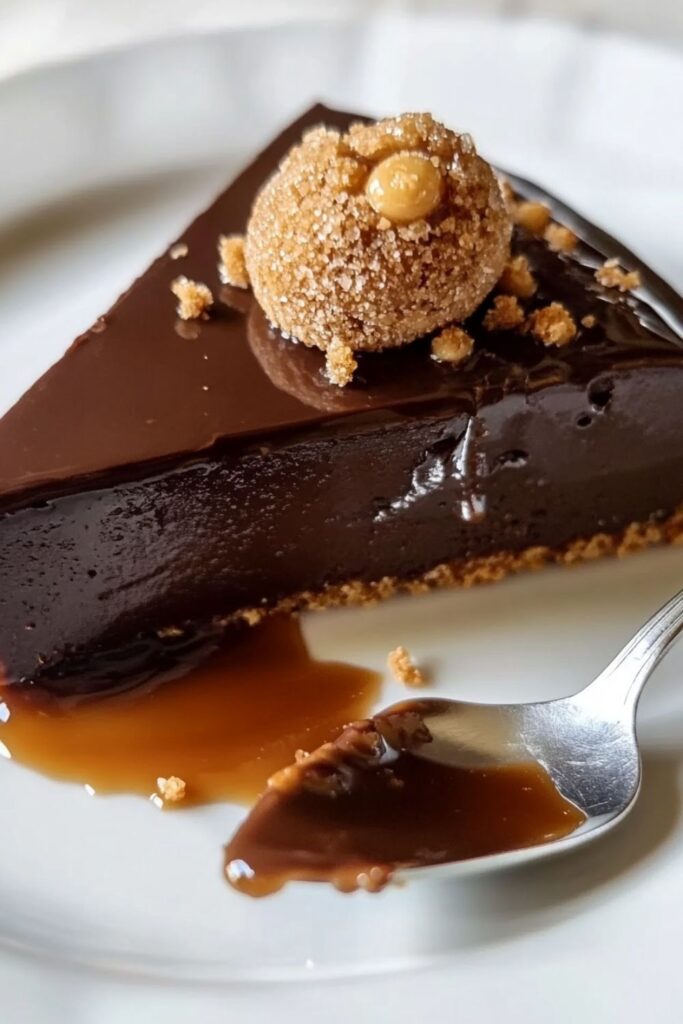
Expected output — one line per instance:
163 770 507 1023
245 113 511 375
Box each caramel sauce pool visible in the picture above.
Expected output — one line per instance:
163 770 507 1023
0 618 381 805
0 622 585 898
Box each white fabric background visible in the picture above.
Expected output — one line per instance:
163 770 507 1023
0 0 681 81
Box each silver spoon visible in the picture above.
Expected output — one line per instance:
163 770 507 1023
395 586 683 883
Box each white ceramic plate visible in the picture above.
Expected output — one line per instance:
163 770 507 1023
1 16 683 1023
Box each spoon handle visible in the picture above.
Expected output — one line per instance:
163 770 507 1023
581 586 683 712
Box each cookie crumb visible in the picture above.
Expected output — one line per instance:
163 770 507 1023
240 607 265 627
483 294 525 331
527 302 577 347
498 176 515 210
387 646 425 687
513 201 551 236
156 626 184 639
430 326 474 364
169 242 188 260
498 254 536 298
156 776 186 804
544 222 578 253
325 339 358 387
581 314 597 329
171 277 213 320
267 740 351 798
218 234 250 289
595 259 641 292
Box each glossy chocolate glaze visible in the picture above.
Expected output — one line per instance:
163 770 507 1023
224 701 586 896
1 105 681 501
1 105 682 687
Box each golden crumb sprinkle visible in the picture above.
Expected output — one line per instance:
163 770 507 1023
387 645 425 687
595 258 641 292
218 234 250 289
156 625 184 639
169 242 188 260
498 254 536 298
527 302 577 347
483 294 525 331
581 314 597 328
430 325 474 364
544 222 578 253
156 775 186 803
513 201 551 236
171 276 213 320
325 339 358 387
239 607 265 627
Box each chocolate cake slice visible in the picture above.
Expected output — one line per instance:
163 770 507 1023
1 104 682 690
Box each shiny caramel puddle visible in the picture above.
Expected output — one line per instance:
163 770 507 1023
1 619 585 897
0 617 381 806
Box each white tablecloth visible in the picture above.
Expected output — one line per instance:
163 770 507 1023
0 0 681 81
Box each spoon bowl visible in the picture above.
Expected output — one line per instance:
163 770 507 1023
225 587 683 895
393 586 683 883
391 692 639 883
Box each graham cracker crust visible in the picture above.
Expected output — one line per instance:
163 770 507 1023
228 505 683 628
